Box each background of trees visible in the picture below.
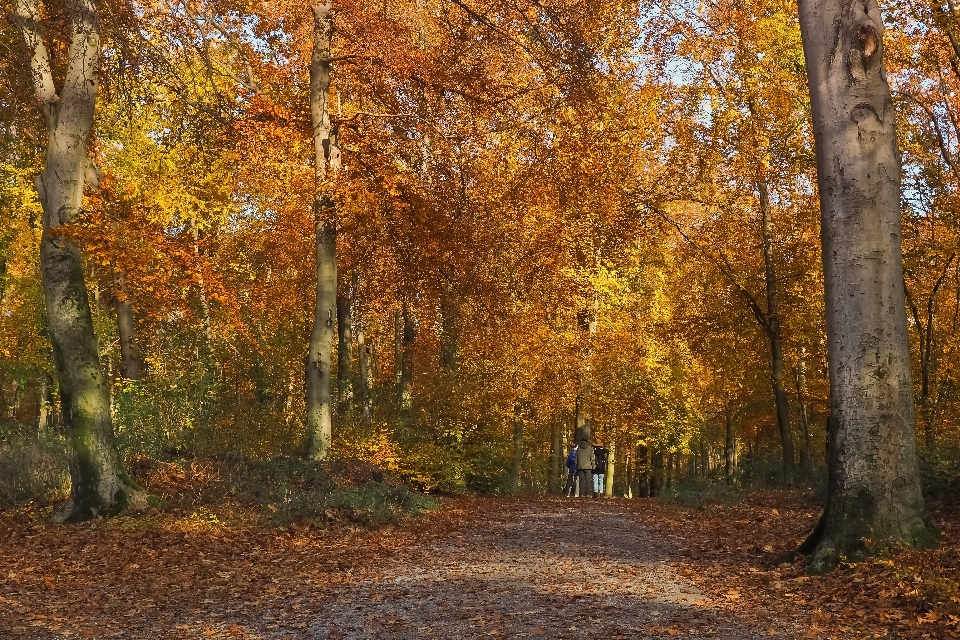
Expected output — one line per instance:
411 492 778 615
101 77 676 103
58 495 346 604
1 0 957 500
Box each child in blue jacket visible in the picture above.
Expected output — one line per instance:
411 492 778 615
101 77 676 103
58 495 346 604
563 445 579 497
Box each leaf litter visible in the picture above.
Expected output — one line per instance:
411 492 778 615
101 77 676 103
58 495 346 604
2 492 960 638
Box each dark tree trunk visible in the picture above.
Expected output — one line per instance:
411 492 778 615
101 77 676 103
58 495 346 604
550 417 561 494
797 0 936 572
650 449 663 497
337 286 353 417
357 327 372 422
509 407 523 493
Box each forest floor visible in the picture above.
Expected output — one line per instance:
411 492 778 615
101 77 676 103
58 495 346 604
2 491 960 639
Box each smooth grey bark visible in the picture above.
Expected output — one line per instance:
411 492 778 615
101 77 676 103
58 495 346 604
305 0 339 460
115 297 140 381
797 0 936 572
758 181 794 482
13 0 147 521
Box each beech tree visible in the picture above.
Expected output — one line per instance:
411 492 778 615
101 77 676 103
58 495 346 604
12 0 147 520
797 0 937 571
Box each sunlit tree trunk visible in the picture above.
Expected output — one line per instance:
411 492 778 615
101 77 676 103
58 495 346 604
604 440 615 497
13 0 147 521
38 373 53 435
797 0 936 572
759 180 794 483
794 356 813 471
305 0 339 460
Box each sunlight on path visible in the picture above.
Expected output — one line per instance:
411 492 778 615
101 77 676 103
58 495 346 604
310 500 784 639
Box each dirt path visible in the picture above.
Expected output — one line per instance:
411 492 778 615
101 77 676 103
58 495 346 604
309 498 801 639
2 496 822 639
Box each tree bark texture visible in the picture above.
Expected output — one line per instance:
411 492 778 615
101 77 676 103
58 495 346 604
759 180 794 482
116 297 140 381
305 0 339 460
13 0 147 521
797 0 936 571
337 287 353 417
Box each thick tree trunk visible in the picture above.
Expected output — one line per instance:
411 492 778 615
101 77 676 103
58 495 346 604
637 444 650 497
305 1 339 460
13 0 147 522
759 180 794 483
116 297 140 381
798 0 936 572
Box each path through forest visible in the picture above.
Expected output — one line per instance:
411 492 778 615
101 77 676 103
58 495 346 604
6 494 954 639
313 498 802 639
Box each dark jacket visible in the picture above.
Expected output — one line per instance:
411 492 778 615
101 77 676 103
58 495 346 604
577 444 595 471
565 449 578 474
593 447 608 474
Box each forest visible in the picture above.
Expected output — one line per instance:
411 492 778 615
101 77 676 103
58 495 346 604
3 0 960 637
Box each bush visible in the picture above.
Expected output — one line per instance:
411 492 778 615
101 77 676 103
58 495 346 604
659 477 740 507
0 434 69 506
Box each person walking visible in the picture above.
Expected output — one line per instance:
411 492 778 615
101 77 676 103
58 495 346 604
576 438 595 498
593 441 608 498
564 444 579 497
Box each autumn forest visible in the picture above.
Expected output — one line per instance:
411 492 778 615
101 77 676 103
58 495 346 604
3 0 960 637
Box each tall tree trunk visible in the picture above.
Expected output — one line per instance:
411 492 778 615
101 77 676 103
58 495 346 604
794 356 812 471
725 406 737 486
509 407 523 493
13 0 147 521
758 180 794 483
116 296 140 381
398 305 415 411
305 0 339 460
38 373 53 435
337 284 353 417
604 440 615 497
797 0 936 572
357 327 372 422
440 279 459 371
650 449 663 497
550 417 561 495
575 300 598 446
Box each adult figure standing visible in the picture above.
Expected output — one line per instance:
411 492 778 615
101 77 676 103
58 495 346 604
577 438 595 498
563 444 579 497
593 442 608 498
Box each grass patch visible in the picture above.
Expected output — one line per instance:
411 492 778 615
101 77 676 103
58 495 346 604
658 477 741 507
